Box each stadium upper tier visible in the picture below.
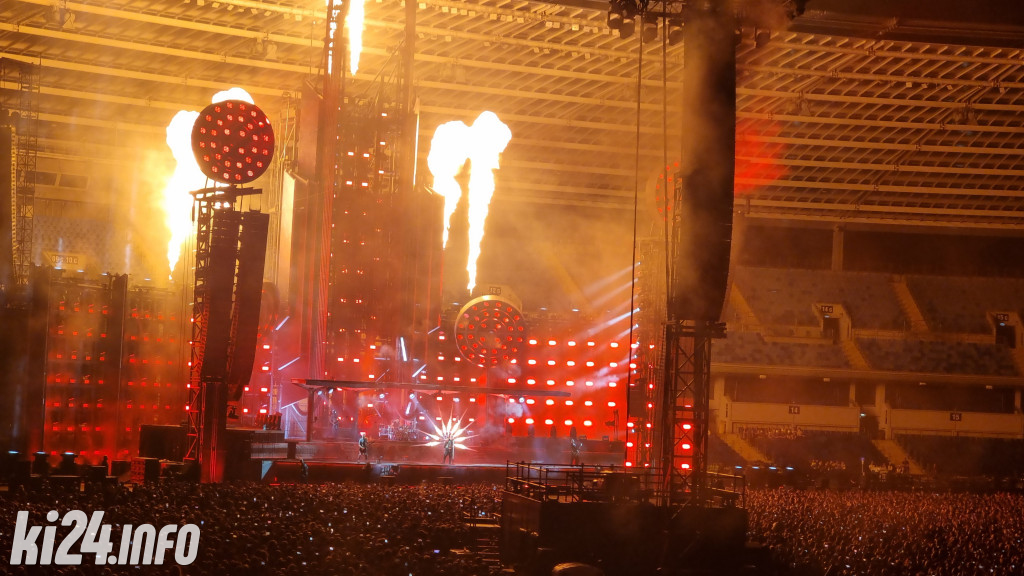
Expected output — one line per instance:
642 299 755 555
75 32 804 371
717 266 1024 378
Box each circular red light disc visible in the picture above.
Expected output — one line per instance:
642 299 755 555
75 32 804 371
191 99 275 184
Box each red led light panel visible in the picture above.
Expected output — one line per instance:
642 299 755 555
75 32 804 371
191 99 275 184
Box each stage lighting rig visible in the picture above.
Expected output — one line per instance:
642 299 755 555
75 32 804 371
191 99 275 185
641 12 660 43
607 0 638 38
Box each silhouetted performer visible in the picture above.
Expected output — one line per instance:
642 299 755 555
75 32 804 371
442 436 455 465
299 458 309 483
569 427 582 465
357 432 369 462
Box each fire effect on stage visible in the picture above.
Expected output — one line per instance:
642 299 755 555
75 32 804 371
160 88 255 274
427 111 512 292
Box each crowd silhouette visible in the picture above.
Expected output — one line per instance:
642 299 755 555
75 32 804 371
0 481 503 575
2 480 1023 575
746 487 1024 576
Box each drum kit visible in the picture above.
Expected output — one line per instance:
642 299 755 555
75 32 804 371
378 419 420 441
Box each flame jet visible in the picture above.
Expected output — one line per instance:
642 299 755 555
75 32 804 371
347 0 365 75
427 120 471 249
426 112 512 292
465 112 512 293
161 88 254 273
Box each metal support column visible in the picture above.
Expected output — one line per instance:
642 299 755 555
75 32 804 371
659 320 723 507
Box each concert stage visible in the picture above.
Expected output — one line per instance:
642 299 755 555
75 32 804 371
253 435 627 484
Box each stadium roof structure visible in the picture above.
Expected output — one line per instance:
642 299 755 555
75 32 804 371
3 0 1024 229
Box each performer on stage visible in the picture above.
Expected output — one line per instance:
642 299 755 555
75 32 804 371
569 427 582 465
357 431 370 462
442 435 455 465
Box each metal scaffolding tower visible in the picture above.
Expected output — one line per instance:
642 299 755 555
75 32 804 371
1 59 38 287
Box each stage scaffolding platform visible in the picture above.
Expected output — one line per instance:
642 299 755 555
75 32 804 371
504 462 745 508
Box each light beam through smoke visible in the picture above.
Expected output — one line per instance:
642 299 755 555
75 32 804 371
423 412 473 451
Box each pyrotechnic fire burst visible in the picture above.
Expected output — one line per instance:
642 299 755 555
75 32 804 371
347 0 365 75
161 88 254 274
423 413 473 450
426 112 512 292
325 0 364 75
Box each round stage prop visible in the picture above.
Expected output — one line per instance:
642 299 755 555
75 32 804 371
454 295 526 366
191 99 275 184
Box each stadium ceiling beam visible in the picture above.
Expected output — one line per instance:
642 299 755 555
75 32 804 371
738 88 1024 115
419 0 604 29
739 62 1024 91
745 197 1024 218
737 156 1024 178
0 58 666 122
0 23 315 75
14 0 639 64
27 2 678 88
739 177 1024 198
0 53 291 99
508 137 668 157
770 37 1024 69
738 110 1024 134
421 104 678 135
368 18 633 60
36 111 164 135
14 0 319 47
737 134 1024 156
742 209 1024 232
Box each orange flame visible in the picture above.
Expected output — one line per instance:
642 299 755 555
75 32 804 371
426 112 511 293
161 88 255 273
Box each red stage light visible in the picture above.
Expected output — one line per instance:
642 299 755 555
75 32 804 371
525 418 535 424
508 417 515 424
545 399 555 406
564 419 573 426
583 420 592 426
191 100 275 184
545 419 554 425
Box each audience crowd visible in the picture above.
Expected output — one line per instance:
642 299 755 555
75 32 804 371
739 425 804 441
0 481 503 576
3 478 1023 575
747 487 1024 576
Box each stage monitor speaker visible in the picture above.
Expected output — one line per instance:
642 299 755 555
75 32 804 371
201 209 242 381
669 6 735 323
227 211 270 401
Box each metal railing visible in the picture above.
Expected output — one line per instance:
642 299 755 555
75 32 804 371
504 461 745 508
